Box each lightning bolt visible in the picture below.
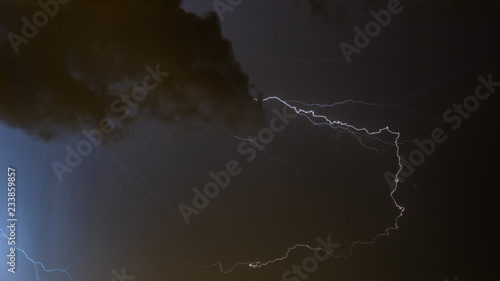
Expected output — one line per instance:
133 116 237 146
270 96 399 151
187 243 339 274
1 228 80 281
284 87 441 122
189 95 405 273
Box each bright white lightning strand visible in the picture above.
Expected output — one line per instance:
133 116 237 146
202 96 405 274
1 229 80 281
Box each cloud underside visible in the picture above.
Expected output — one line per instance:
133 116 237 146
0 0 261 141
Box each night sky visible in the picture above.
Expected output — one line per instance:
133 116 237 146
0 0 499 281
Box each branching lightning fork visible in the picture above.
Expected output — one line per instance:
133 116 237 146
196 96 405 274
1 228 80 281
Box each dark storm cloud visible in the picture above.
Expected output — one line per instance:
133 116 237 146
0 0 261 141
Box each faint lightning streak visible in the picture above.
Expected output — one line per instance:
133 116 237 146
227 133 306 173
197 96 405 273
285 84 441 122
95 148 152 221
280 82 448 148
107 149 173 210
1 229 80 281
